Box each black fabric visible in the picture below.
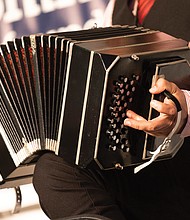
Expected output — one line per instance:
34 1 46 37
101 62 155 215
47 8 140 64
113 0 190 41
33 153 126 220
112 0 136 26
34 138 190 220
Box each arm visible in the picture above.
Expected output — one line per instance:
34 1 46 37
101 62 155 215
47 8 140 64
124 78 189 137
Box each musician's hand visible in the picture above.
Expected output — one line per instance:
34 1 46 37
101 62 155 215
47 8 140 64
124 78 188 137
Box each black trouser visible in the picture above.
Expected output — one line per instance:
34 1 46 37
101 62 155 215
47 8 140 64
33 138 190 220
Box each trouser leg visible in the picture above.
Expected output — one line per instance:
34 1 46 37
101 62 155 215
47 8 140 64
33 152 126 220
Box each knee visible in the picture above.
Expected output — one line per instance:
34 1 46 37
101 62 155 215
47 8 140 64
33 152 59 192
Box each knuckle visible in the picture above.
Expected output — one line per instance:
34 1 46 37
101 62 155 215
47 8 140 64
168 106 177 115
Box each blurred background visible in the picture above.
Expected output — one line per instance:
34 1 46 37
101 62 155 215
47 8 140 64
0 0 109 43
0 0 109 219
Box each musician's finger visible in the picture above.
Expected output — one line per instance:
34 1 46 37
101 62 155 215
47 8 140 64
150 78 177 95
125 108 176 135
150 99 177 115
126 110 145 121
124 110 148 130
124 117 149 131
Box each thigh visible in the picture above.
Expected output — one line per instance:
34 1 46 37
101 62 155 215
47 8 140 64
33 152 126 220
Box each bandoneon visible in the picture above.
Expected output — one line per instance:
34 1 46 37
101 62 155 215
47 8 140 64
1 25 190 181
